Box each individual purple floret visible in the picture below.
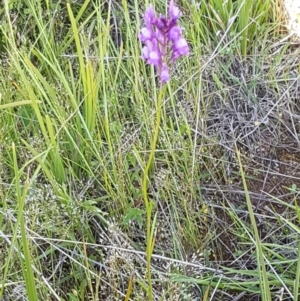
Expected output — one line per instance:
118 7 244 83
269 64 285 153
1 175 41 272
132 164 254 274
139 0 189 84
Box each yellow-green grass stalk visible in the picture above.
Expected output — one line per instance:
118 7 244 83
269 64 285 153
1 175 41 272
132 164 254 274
12 143 38 300
67 3 98 136
236 147 272 301
7 55 51 146
45 115 66 183
94 1 122 193
294 244 300 300
94 1 113 155
238 0 253 56
0 100 42 110
59 0 95 55
23 0 57 65
124 274 134 301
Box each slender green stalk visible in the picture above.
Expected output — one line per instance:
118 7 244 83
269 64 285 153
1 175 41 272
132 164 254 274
142 85 166 300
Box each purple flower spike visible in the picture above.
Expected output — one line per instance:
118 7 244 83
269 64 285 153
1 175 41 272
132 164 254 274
139 0 189 85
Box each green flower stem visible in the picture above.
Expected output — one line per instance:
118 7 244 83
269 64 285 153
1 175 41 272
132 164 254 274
142 84 166 300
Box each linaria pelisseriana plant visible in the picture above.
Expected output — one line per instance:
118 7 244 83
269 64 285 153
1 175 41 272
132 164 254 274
138 1 189 300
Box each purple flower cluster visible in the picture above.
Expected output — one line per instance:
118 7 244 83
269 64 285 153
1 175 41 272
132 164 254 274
139 0 189 84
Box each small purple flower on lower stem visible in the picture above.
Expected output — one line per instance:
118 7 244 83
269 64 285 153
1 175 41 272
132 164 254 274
139 0 189 85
